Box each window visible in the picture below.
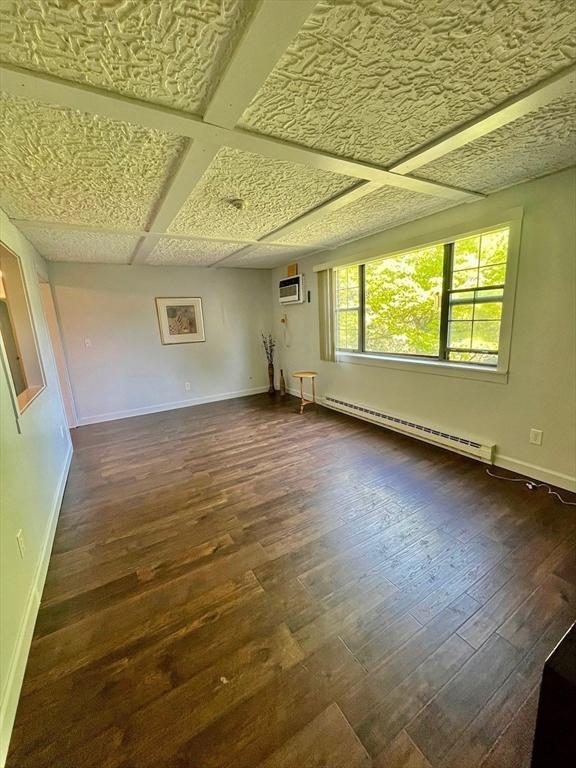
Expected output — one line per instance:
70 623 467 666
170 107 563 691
336 264 361 351
335 227 510 368
0 243 45 412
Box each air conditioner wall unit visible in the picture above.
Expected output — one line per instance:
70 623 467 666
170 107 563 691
279 274 304 304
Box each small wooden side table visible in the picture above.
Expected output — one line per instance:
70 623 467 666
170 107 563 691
292 371 318 414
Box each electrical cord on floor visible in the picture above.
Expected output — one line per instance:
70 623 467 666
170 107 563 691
485 468 576 506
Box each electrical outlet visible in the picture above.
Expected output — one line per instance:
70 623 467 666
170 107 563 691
184 382 191 392
529 428 543 446
16 529 25 559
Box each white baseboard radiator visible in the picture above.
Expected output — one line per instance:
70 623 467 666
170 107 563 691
321 395 494 463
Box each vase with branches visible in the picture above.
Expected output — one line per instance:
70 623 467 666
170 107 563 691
261 333 276 394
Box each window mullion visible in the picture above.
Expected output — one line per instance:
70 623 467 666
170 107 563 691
439 242 453 360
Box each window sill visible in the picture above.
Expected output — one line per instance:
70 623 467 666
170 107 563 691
336 352 508 383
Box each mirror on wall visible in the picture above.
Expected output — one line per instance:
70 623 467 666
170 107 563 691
0 242 45 413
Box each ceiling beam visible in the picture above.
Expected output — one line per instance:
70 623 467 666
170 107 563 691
390 64 576 175
214 181 381 267
2 57 572 267
259 182 383 244
9 216 278 247
129 0 319 266
204 0 317 130
130 140 220 264
10 219 148 237
0 63 482 201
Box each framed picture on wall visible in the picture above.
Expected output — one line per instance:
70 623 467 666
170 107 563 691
155 297 205 345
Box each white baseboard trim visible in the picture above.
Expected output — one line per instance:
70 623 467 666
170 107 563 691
77 386 270 426
0 441 73 768
494 454 576 493
309 393 575 493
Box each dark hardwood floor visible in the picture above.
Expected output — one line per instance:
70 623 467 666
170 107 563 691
8 394 576 768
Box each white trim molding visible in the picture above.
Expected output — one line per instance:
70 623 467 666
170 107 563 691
494 455 576 494
390 64 576 175
76 386 270 426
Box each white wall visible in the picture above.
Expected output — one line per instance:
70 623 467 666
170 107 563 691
272 169 576 492
0 211 72 765
48 263 274 424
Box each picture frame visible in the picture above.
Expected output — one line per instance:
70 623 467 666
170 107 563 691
155 297 205 345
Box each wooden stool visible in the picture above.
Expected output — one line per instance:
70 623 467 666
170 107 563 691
292 371 318 414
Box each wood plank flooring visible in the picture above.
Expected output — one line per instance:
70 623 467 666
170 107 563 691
7 394 576 768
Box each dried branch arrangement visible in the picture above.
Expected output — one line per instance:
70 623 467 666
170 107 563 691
261 333 276 364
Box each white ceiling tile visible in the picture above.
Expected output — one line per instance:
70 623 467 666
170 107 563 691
147 237 246 267
0 0 255 114
276 186 452 248
17 223 138 264
0 93 186 229
416 95 576 193
167 146 356 240
222 243 319 269
239 0 576 166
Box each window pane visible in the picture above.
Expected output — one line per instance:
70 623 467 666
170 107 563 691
474 301 502 321
478 263 506 287
480 229 509 266
452 268 478 290
337 309 359 350
335 265 360 351
448 350 498 365
472 320 500 351
450 303 473 321
447 228 509 366
364 245 444 356
453 235 480 272
448 320 472 348
336 265 360 309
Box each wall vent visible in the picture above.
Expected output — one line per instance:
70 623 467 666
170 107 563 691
322 395 494 463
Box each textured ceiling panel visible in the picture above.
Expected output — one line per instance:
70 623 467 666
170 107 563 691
147 237 246 267
17 223 138 263
416 95 576 193
276 186 451 248
239 0 576 166
168 146 356 239
0 94 186 228
0 0 254 114
223 243 319 269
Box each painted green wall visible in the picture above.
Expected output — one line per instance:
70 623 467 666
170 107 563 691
0 210 72 765
272 169 576 491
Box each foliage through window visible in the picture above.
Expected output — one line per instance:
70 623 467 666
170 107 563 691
335 228 510 367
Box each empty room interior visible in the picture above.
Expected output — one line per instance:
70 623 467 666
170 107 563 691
1 1 576 767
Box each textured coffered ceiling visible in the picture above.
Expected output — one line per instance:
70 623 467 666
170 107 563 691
417 94 576 193
167 146 356 240
239 0 576 167
0 93 185 228
223 243 318 269
0 0 254 114
15 223 138 264
147 236 249 267
276 186 451 249
0 0 575 268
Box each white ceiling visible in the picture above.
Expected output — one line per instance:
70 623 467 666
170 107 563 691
0 0 575 269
